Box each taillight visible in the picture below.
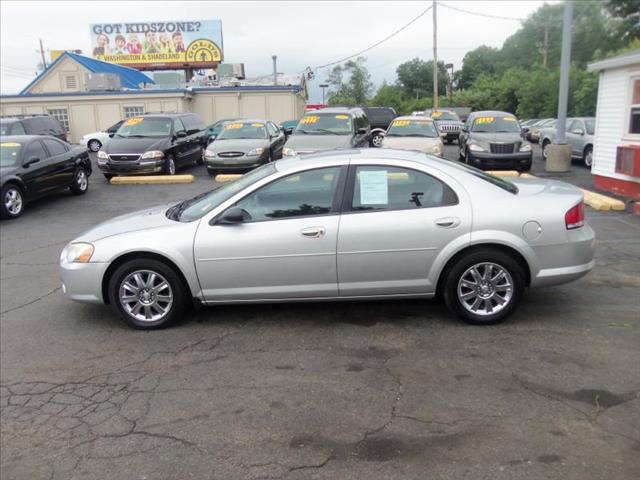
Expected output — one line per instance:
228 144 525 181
565 202 584 230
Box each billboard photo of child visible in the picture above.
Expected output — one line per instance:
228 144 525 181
92 33 111 56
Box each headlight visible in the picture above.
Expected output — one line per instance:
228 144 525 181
520 143 532 152
247 147 265 156
431 145 442 155
469 143 485 152
282 147 296 157
204 149 216 159
140 150 164 160
97 150 108 160
63 243 94 263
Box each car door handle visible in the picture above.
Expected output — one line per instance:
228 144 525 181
300 227 325 238
435 217 460 228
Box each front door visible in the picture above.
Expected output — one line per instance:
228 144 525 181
337 165 471 296
193 166 346 301
20 139 56 196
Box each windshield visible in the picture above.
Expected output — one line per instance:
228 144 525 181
441 159 518 194
0 122 12 136
116 117 172 138
431 111 460 121
171 164 276 222
386 118 438 137
584 119 595 135
0 141 22 167
295 113 352 135
217 122 268 140
471 115 521 133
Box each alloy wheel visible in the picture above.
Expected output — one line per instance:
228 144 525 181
76 170 88 191
584 149 593 167
457 262 513 316
4 188 23 216
119 270 173 322
372 134 384 147
168 157 176 175
88 140 101 152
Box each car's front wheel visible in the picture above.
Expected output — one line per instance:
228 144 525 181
371 132 384 148
583 146 593 168
108 259 187 329
70 167 89 195
1 184 25 219
442 248 525 325
541 140 551 159
163 155 176 175
87 139 102 152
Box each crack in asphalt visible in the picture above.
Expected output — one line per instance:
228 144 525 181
0 286 61 315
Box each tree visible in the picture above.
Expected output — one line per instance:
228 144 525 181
458 46 500 89
605 0 640 42
326 56 373 106
370 81 404 112
395 58 448 100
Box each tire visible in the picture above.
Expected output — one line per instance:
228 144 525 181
163 155 176 175
458 144 465 161
103 173 115 181
442 248 525 325
445 138 452 145
1 184 25 219
371 133 384 148
583 146 593 168
196 149 204 165
206 167 218 177
541 140 550 160
87 139 102 152
70 167 89 195
108 258 187 329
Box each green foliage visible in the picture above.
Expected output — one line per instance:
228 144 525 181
326 56 373 106
395 59 448 99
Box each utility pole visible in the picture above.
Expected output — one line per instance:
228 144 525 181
39 39 47 70
542 26 549 69
319 83 328 105
432 0 438 110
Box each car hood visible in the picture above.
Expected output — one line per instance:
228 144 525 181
105 137 168 155
207 138 269 153
75 204 178 242
382 136 441 152
468 132 523 145
285 134 353 152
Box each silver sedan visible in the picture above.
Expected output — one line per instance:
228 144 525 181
60 149 595 329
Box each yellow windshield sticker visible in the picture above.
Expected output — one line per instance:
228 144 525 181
335 114 349 120
392 119 431 127
251 123 264 127
475 116 495 125
225 123 244 129
125 117 143 126
0 142 21 147
392 120 410 127
431 111 443 118
300 115 320 125
503 116 517 122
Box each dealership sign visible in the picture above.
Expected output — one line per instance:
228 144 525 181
89 20 223 70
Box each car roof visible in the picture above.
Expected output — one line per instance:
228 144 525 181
0 135 49 142
469 110 518 118
392 115 434 121
139 113 193 118
229 118 270 124
308 107 362 115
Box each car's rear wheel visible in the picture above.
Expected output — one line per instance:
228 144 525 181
163 155 176 175
1 184 25 219
443 248 525 325
458 144 465 161
70 167 89 195
583 146 593 168
541 140 551 159
206 167 218 177
108 259 186 329
87 139 102 152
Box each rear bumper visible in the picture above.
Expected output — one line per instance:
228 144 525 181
467 151 532 170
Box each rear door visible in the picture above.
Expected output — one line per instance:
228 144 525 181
337 162 471 296
41 138 75 188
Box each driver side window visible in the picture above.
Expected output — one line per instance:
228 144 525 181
236 167 343 222
23 140 47 162
174 118 186 135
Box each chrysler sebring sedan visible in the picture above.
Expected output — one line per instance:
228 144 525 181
60 149 595 329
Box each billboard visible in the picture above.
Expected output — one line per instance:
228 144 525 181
89 20 223 70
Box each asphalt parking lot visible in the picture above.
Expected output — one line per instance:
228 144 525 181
1 145 639 480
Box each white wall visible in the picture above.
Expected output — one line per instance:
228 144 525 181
592 66 640 182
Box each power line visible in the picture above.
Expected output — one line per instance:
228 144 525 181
438 1 525 22
311 4 433 71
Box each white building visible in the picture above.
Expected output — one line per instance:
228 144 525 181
588 51 640 208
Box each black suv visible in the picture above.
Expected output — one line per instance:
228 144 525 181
0 115 68 142
361 106 397 147
97 113 208 179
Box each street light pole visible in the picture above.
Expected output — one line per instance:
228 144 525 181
319 83 329 105
432 0 438 110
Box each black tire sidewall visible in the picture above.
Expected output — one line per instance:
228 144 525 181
108 258 186 329
88 140 102 152
70 167 89 195
584 146 593 167
1 184 24 219
164 156 176 175
443 249 525 325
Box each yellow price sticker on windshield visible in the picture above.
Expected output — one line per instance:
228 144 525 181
503 117 517 122
475 116 495 125
335 114 349 120
125 117 143 126
225 123 244 129
300 116 320 125
431 111 443 118
392 120 410 127
0 142 21 147
251 123 264 127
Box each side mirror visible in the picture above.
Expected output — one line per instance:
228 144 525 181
176 131 187 138
572 128 584 135
108 132 115 138
24 157 40 168
207 135 216 145
216 206 249 225
357 127 368 135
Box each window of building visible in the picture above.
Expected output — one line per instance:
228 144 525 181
629 79 640 135
123 106 145 118
64 75 78 90
46 108 69 131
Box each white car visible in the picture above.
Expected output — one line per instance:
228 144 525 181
81 120 124 152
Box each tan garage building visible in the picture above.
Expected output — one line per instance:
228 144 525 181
0 52 307 143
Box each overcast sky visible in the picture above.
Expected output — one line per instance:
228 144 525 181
0 1 556 101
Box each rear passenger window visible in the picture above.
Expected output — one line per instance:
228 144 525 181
11 122 26 135
351 166 457 211
42 138 68 156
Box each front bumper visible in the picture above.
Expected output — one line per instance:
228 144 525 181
205 154 267 171
97 159 163 175
60 260 109 304
467 151 532 170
